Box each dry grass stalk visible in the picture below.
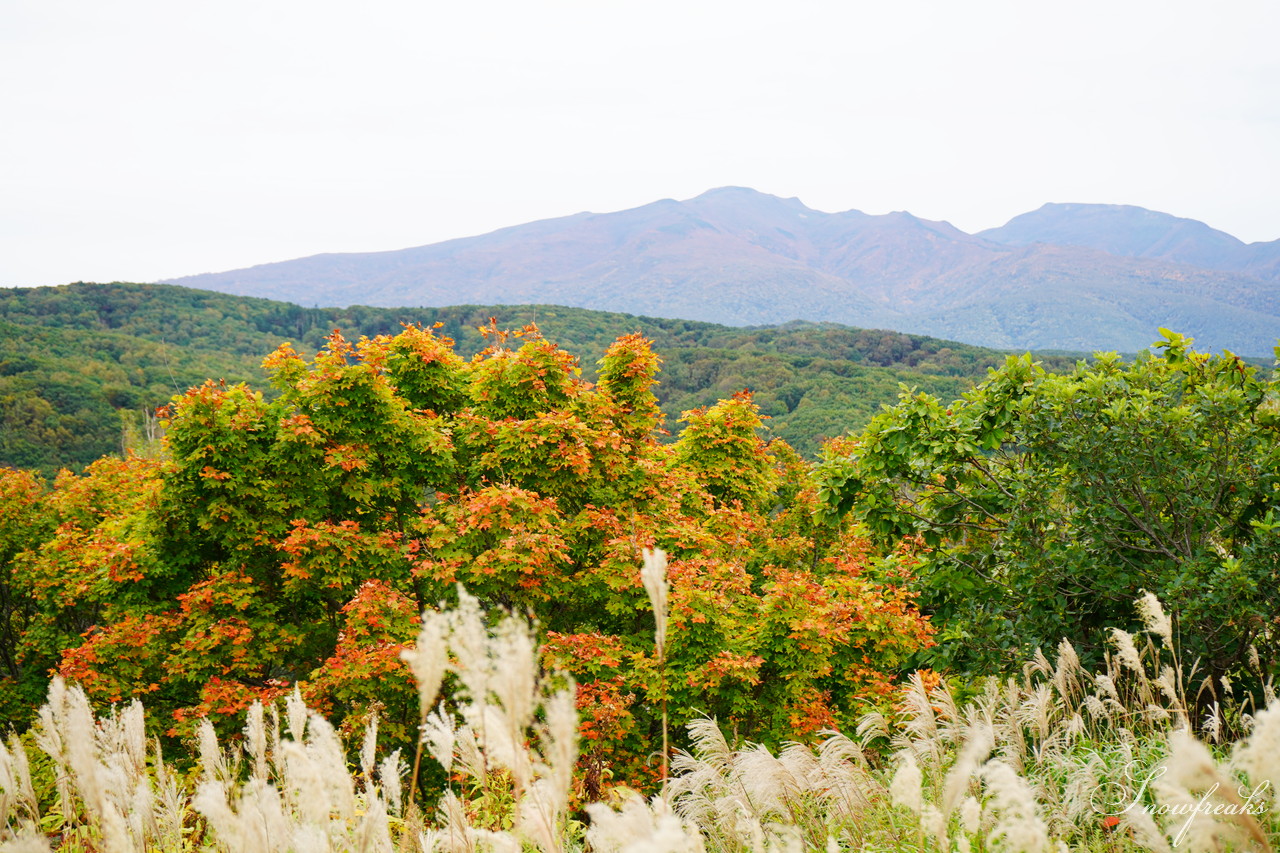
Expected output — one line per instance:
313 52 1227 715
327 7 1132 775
3 590 1277 853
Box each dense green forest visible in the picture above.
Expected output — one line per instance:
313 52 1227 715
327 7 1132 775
0 282 1084 475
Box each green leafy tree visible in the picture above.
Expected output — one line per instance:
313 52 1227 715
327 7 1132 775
818 331 1280 699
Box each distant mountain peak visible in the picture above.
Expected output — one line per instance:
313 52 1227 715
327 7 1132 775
980 202 1246 266
162 189 1280 357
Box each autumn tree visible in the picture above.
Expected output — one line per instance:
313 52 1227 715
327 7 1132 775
3 323 933 795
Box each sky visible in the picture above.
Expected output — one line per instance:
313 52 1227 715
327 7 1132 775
3 0 1279 287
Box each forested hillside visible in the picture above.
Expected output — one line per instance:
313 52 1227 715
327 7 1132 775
0 282 1079 475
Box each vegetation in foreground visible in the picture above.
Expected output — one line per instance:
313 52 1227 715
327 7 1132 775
0 316 1276 849
0 581 1276 851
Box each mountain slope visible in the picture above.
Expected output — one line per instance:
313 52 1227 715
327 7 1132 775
979 202 1280 284
165 188 1280 356
3 282 1070 474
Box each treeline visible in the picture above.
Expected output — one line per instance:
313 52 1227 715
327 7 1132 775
0 282 1084 474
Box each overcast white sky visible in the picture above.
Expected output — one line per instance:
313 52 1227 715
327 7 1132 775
3 0 1278 287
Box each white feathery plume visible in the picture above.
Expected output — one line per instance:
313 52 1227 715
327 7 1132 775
1230 700 1280 809
422 707 457 773
197 717 234 788
1156 728 1271 850
1121 805 1174 853
1109 628 1145 676
379 748 404 818
943 723 993 816
586 791 707 852
889 751 923 815
1136 591 1174 646
960 795 981 835
1052 640 1084 706
641 548 669 661
244 701 268 784
360 712 379 789
401 609 448 715
285 686 308 744
1 732 38 827
980 760 1051 853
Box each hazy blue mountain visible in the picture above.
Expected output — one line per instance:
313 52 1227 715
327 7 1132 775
979 202 1280 283
165 188 1280 356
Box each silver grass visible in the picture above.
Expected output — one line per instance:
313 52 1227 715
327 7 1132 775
286 686 308 744
960 794 981 834
360 712 379 789
1055 751 1105 829
1025 647 1054 683
1154 665 1181 706
197 717 235 788
379 748 404 818
245 700 269 784
1155 728 1271 851
490 616 539 745
929 680 965 749
31 693 72 815
585 791 706 852
889 750 923 815
1052 640 1085 707
640 548 669 661
1137 591 1175 647
1231 700 1280 807
895 672 939 761
1017 684 1056 744
814 734 876 822
994 681 1028 773
354 793 394 853
433 789 480 853
920 803 947 848
536 687 578 806
268 701 283 778
1110 628 1146 678
734 744 805 820
517 777 565 852
287 824 331 853
854 709 890 745
0 733 38 828
280 739 331 828
1202 701 1224 744
942 723 993 816
515 688 577 853
683 717 735 773
422 708 457 774
452 726 485 782
401 611 448 718
1122 805 1174 853
303 712 358 822
444 589 492 712
1152 778 1237 851
979 760 1051 853
151 739 189 852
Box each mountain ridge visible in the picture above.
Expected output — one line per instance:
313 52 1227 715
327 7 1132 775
164 189 1280 356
